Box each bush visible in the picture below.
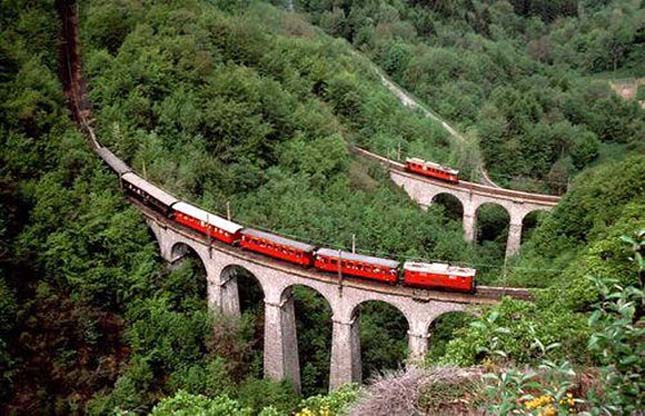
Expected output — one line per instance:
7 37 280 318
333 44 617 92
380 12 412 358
586 232 644 414
440 296 591 367
150 391 251 416
237 378 300 415
295 384 359 416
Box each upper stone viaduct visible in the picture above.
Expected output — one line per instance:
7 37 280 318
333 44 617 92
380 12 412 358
354 148 561 258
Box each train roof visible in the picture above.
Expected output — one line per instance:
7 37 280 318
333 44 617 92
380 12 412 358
406 157 459 175
241 228 316 252
173 202 243 234
403 261 476 277
121 172 179 207
316 248 400 269
96 147 131 175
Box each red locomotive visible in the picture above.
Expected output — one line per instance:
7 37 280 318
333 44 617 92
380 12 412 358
405 157 459 183
172 202 243 245
240 228 316 266
403 262 476 293
314 248 399 284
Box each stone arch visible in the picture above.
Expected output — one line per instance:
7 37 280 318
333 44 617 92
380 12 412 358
430 192 464 221
278 283 334 395
165 241 210 309
221 264 265 314
350 299 410 381
520 209 548 245
348 298 411 328
277 281 336 312
425 310 476 362
474 202 511 253
170 241 207 264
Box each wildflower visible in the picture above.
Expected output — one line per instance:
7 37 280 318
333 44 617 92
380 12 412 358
295 408 314 416
524 395 554 410
540 404 556 416
559 392 575 408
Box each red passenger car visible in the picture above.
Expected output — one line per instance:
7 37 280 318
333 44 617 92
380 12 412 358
405 157 459 183
172 202 243 245
240 228 316 266
314 248 400 284
402 262 476 293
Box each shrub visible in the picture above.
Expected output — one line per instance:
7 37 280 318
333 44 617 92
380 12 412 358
149 391 251 416
296 384 359 416
237 378 300 415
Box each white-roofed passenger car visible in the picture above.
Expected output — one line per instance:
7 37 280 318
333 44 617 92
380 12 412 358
172 202 243 245
314 248 400 284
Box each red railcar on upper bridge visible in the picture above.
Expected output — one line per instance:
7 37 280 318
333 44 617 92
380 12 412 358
405 157 459 183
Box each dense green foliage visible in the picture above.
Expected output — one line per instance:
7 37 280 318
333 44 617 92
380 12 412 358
0 2 296 414
435 156 643 387
297 0 644 191
482 241 644 414
148 383 359 416
1 0 642 414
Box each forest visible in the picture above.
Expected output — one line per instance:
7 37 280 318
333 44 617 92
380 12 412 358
297 0 644 192
0 0 642 414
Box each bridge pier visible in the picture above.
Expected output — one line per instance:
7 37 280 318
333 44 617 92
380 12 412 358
264 289 301 393
407 330 429 364
218 273 241 318
505 220 523 258
463 205 477 243
329 317 362 390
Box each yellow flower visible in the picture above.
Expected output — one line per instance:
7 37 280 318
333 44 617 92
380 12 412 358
559 392 576 408
524 395 554 410
295 408 314 416
539 404 556 416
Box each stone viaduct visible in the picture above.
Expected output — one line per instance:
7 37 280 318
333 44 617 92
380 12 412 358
354 148 561 258
142 206 527 393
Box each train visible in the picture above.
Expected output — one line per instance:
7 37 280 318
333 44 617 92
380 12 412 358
405 157 459 184
98 147 476 293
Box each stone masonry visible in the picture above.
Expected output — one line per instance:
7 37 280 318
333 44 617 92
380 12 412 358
389 169 558 258
145 216 492 393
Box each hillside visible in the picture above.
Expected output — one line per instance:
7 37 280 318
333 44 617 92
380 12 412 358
0 0 642 415
298 0 644 192
80 0 537 283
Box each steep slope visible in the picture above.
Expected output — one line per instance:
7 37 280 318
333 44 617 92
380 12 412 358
79 0 505 276
296 0 645 193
